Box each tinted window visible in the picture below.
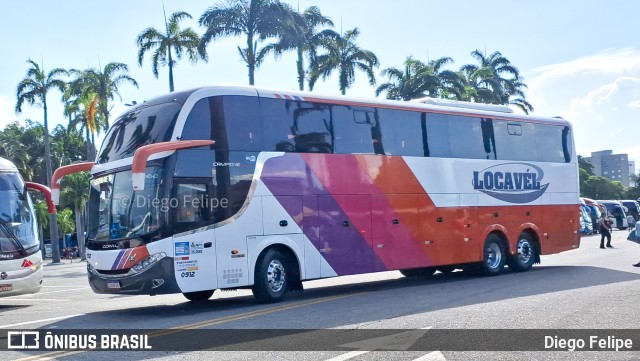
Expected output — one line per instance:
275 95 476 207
181 98 211 140
97 101 181 163
448 116 496 160
215 96 262 151
535 124 568 162
425 113 451 157
494 120 536 161
392 110 426 157
261 98 334 153
334 106 375 154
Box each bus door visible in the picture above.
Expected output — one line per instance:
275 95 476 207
171 181 217 293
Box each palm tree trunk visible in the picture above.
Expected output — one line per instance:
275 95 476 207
43 99 61 263
84 124 93 161
247 35 255 85
168 47 175 92
74 203 86 261
297 48 305 91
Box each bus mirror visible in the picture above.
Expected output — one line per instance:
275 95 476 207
51 162 95 205
132 140 215 191
25 182 56 214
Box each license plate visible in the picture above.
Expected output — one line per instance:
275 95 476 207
0 284 12 292
106 281 121 289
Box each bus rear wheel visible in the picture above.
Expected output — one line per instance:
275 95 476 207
400 267 436 277
183 290 215 302
478 234 506 276
508 233 537 272
252 249 289 303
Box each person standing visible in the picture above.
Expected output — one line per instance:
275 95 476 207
627 214 636 232
598 214 613 249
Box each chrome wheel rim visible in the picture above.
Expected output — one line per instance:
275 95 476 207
517 239 532 264
267 260 285 293
485 243 502 269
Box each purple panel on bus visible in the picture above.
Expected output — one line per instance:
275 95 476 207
260 153 385 275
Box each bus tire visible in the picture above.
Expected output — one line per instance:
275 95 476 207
183 290 215 302
478 234 506 276
400 267 436 277
252 248 289 303
508 233 537 272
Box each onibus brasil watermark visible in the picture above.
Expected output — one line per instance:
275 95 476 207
7 331 151 350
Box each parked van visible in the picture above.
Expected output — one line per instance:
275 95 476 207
581 197 603 233
597 200 628 230
620 200 640 221
579 199 594 235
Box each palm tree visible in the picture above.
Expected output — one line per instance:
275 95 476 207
60 172 90 260
63 79 101 161
70 63 138 131
376 57 432 100
137 11 206 92
459 50 531 111
268 6 337 90
15 59 66 263
199 0 295 85
308 28 379 95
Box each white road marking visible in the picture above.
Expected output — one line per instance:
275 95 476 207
0 298 70 302
2 287 89 298
324 351 369 361
412 351 448 361
0 314 85 328
325 327 432 361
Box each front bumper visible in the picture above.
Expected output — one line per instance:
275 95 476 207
0 267 43 297
88 258 180 295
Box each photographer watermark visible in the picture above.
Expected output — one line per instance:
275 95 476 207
118 194 229 213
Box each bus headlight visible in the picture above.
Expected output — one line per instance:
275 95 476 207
130 252 167 274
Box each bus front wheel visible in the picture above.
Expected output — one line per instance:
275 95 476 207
183 290 215 302
508 233 537 272
252 249 289 303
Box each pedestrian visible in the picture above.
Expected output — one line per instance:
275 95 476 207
627 214 636 232
598 214 613 249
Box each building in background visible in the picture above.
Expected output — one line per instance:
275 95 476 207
629 161 636 177
585 150 631 187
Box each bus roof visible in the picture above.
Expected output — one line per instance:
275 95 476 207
140 85 572 127
0 157 18 172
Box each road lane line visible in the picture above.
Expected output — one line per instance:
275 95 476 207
412 351 448 361
0 299 71 302
0 314 85 329
14 291 365 360
324 351 369 361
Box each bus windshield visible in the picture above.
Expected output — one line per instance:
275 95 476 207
87 167 163 241
96 101 182 164
0 172 38 254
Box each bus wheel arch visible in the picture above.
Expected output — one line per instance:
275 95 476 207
508 229 540 272
252 244 301 303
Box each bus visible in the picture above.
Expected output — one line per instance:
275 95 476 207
0 157 49 297
52 85 580 303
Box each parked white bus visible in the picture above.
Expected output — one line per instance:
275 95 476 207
0 157 44 296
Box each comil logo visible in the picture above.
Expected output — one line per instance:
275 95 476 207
472 162 549 204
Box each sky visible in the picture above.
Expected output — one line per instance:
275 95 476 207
1 0 639 170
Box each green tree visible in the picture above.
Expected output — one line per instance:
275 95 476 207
68 63 138 131
15 60 67 264
137 11 206 92
34 200 49 251
57 208 75 235
581 176 624 199
376 56 463 101
309 28 379 95
60 172 90 260
460 50 533 113
269 6 337 91
199 0 295 85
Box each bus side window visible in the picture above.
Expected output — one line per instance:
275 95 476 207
425 113 451 158
334 106 375 154
494 120 535 161
448 116 494 160
181 98 211 141
173 182 212 232
535 124 566 162
218 96 263 152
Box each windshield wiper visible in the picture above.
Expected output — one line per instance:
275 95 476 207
0 218 27 256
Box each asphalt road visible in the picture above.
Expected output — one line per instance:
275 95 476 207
2 230 640 360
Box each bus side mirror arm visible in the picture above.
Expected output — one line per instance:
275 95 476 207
25 182 57 214
132 140 215 191
51 162 96 205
